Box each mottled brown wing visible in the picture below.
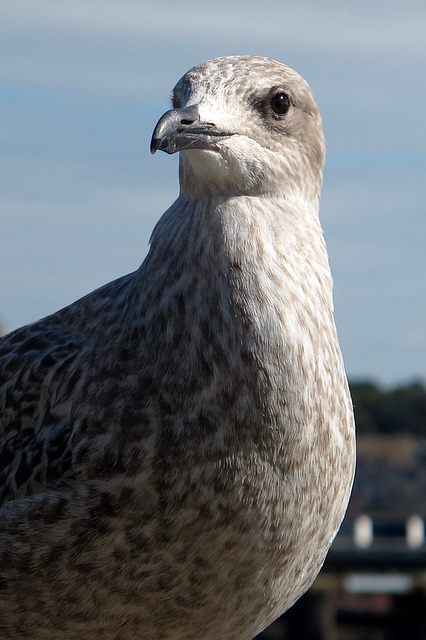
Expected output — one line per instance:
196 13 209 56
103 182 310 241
0 322 83 506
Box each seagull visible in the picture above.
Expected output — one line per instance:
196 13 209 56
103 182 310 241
0 56 355 640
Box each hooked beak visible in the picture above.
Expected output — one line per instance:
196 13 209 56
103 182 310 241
150 104 233 154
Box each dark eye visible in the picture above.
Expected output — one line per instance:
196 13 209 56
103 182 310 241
270 93 290 115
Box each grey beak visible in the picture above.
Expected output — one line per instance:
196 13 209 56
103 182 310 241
150 105 233 155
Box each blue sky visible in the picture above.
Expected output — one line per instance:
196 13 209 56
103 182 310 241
0 0 425 386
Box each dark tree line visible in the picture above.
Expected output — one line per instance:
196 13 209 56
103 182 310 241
349 380 426 435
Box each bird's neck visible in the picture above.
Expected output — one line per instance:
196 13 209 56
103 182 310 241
145 193 331 308
130 193 351 474
135 193 336 377
126 193 352 479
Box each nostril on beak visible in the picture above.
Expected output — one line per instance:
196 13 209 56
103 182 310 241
181 119 195 125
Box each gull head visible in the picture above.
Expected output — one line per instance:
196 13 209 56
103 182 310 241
151 55 325 201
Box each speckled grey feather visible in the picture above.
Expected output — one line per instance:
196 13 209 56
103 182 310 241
0 56 355 639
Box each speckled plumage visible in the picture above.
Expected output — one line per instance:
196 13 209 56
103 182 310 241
0 56 355 639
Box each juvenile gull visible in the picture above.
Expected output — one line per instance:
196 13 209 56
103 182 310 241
0 56 355 639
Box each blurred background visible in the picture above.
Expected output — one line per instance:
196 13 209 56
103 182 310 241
1 1 425 638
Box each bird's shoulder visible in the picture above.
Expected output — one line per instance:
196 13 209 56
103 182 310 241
0 318 84 432
0 271 136 436
0 272 137 506
0 317 85 505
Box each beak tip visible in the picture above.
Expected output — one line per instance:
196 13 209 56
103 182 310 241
150 105 200 157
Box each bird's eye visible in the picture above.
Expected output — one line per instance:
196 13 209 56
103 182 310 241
270 93 290 115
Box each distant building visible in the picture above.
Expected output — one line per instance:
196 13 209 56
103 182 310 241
336 435 426 552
